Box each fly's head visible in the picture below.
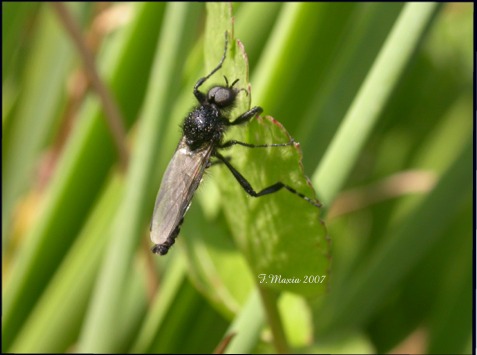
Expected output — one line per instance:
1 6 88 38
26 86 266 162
206 77 246 110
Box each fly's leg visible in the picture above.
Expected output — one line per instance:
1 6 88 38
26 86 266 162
214 152 321 208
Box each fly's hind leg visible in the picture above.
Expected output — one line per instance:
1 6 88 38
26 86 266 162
214 152 321 208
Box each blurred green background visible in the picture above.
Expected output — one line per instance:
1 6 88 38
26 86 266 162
2 2 473 354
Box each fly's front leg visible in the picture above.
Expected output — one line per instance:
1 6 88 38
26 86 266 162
223 106 294 147
194 32 229 103
219 139 294 150
228 106 263 126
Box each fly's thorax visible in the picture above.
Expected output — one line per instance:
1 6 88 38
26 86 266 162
183 104 227 149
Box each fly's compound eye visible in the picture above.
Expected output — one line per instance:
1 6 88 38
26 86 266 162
208 86 236 108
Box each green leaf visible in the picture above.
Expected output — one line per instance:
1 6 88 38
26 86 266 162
3 3 472 354
9 174 124 352
77 3 202 352
316 138 472 335
203 4 330 298
2 3 76 244
181 204 255 316
313 2 440 206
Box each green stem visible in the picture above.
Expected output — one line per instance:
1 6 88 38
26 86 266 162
224 289 265 354
257 286 289 354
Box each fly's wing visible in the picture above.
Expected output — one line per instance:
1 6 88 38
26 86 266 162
150 137 213 246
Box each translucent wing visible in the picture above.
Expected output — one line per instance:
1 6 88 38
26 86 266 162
150 137 213 254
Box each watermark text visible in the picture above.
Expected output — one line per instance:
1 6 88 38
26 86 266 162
257 274 326 284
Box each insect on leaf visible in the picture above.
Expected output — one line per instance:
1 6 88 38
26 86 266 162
204 4 331 297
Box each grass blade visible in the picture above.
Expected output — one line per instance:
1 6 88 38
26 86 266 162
313 3 440 206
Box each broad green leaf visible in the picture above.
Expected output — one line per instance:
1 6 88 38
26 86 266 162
203 4 329 298
182 204 255 316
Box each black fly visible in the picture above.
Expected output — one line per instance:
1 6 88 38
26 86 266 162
150 32 320 255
